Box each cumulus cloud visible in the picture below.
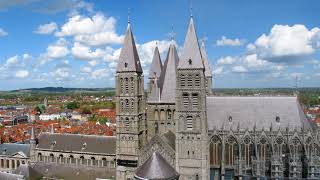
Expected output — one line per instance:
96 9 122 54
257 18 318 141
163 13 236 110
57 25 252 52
0 28 8 36
34 22 57 34
217 56 237 65
51 67 71 81
253 24 320 63
212 66 224 75
38 38 69 65
232 65 248 73
56 13 123 46
216 36 245 46
15 70 29 78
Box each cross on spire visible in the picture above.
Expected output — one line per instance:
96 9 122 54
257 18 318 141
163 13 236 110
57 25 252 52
128 8 131 24
189 0 193 18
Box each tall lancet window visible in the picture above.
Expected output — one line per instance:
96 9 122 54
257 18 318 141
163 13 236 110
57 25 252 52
192 93 199 109
258 137 268 162
195 74 200 87
182 93 189 109
186 116 193 130
187 74 193 87
180 74 186 87
130 77 134 94
242 135 253 168
210 135 222 166
225 136 238 166
120 78 123 94
125 77 129 94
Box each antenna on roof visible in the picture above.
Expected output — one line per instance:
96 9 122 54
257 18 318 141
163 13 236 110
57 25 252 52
128 8 131 24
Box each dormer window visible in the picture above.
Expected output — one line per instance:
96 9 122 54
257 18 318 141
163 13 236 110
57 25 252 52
276 116 280 123
188 59 192 65
124 62 128 68
82 142 87 151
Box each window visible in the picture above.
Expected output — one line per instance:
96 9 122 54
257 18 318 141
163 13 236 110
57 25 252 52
125 117 130 127
167 110 172 121
120 78 123 94
182 93 189 108
188 59 192 65
121 100 124 112
131 99 134 112
195 74 200 87
210 136 222 166
186 116 193 130
50 154 54 162
124 62 128 68
192 93 198 109
225 136 238 166
125 99 129 111
180 74 186 87
59 154 64 163
69 155 75 164
125 78 129 93
188 74 193 87
102 158 107 167
155 122 159 134
80 156 86 165
130 77 134 94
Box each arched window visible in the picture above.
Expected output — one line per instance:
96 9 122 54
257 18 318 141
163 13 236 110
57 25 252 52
188 59 192 65
226 136 238 166
195 74 200 87
125 99 129 111
102 158 107 167
130 77 134 94
192 93 199 109
210 135 222 166
80 156 86 165
167 109 172 121
69 155 75 164
91 157 97 166
180 74 186 87
186 116 193 130
125 117 130 128
59 154 64 164
131 99 134 112
182 93 189 109
258 137 268 162
49 153 54 163
290 136 302 159
121 100 124 112
155 122 159 134
125 77 129 94
188 74 193 87
242 136 252 168
120 78 123 94
38 153 43 162
274 136 284 157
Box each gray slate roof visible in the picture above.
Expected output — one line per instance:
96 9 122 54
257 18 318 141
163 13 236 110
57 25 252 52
37 133 116 155
160 44 179 103
31 162 115 180
0 143 30 157
135 152 179 180
161 130 175 151
0 171 24 180
178 17 204 69
200 41 212 77
149 46 163 79
206 96 313 131
116 23 142 73
13 164 42 180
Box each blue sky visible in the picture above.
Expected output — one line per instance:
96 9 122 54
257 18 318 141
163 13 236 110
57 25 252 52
0 0 319 90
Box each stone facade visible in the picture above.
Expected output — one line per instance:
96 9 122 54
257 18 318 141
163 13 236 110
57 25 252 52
115 15 320 180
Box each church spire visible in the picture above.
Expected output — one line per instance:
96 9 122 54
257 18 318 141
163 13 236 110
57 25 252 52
116 21 142 73
178 17 204 69
160 43 179 103
149 44 162 79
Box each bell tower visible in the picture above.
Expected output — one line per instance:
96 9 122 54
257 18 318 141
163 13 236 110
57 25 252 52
115 20 146 179
175 17 209 180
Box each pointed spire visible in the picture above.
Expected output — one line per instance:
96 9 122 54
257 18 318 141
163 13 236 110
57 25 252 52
200 40 212 77
116 21 142 73
160 44 179 103
128 8 131 24
149 45 162 79
178 17 204 69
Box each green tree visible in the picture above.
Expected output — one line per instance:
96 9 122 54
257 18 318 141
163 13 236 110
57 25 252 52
66 101 80 110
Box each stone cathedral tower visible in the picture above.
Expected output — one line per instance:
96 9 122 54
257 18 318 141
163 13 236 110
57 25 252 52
175 17 209 179
115 21 146 179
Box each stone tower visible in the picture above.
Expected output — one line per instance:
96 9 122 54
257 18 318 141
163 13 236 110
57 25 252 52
147 45 162 102
200 41 213 95
30 127 36 162
175 17 209 180
115 21 146 179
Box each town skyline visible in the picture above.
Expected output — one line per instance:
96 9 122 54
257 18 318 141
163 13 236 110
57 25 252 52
0 0 320 90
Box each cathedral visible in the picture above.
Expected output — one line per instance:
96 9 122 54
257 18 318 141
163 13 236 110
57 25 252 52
115 14 320 180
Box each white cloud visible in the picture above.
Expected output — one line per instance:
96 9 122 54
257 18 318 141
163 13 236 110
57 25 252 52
212 66 224 75
0 28 8 36
56 13 123 46
91 68 109 79
88 60 98 66
71 42 105 60
216 36 245 46
232 65 248 73
5 55 19 67
51 67 71 81
217 56 237 65
254 24 320 60
15 70 29 78
80 66 92 73
46 44 69 59
243 54 269 68
34 22 58 34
